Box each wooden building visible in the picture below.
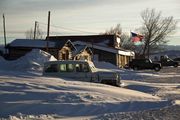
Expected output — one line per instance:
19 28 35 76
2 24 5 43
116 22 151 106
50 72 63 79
7 34 135 68
74 41 134 68
7 39 76 60
48 35 134 68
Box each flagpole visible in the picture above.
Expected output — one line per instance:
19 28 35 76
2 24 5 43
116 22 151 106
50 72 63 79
130 31 145 58
147 39 150 59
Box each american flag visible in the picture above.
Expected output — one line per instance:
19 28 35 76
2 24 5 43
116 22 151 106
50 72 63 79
131 32 144 42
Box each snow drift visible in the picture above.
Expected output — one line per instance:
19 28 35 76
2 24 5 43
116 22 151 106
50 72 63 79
0 49 56 72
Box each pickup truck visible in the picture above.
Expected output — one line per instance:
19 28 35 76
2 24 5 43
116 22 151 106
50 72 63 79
159 56 179 67
173 57 180 64
128 58 161 71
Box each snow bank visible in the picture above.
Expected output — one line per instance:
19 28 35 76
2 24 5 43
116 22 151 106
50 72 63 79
93 61 145 80
0 56 6 62
0 49 56 72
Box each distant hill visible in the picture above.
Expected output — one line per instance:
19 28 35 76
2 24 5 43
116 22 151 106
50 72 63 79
165 45 180 51
150 50 180 61
150 45 180 58
159 50 180 58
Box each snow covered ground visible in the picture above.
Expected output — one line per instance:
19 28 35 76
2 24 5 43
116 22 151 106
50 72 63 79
0 49 179 120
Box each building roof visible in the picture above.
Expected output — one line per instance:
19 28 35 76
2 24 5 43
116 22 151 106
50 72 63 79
73 41 134 56
47 34 118 47
8 39 76 50
8 39 55 48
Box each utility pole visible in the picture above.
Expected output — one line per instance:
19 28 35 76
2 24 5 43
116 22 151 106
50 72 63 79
34 21 37 40
47 11 50 38
33 21 37 40
3 14 7 54
46 11 50 52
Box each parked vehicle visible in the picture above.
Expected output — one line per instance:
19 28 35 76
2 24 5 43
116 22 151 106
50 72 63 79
159 56 178 67
173 57 180 64
128 58 161 71
43 60 121 86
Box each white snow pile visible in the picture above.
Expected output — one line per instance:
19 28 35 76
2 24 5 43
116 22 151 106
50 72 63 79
93 61 144 80
0 49 56 72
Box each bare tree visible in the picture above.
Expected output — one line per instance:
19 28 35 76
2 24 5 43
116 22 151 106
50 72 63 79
25 23 44 39
101 24 130 47
25 28 34 39
140 8 177 58
120 33 134 49
103 24 122 35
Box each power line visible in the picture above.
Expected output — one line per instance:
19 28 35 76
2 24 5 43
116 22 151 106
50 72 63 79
0 30 91 35
0 21 99 36
0 30 25 34
37 21 98 34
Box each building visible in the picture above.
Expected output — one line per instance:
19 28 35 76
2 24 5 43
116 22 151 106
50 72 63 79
7 34 134 68
7 39 93 61
73 41 134 68
48 34 135 68
7 39 76 60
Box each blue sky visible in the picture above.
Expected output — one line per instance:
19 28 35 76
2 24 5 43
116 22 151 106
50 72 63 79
0 0 180 45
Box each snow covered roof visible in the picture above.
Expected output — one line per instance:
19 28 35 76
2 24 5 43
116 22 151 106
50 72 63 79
73 41 135 56
9 39 56 48
48 35 115 43
8 39 76 50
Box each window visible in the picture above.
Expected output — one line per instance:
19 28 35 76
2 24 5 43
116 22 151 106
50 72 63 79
45 64 58 73
75 64 82 72
83 63 90 72
59 64 74 72
145 59 149 63
59 64 67 72
67 64 74 72
75 63 89 72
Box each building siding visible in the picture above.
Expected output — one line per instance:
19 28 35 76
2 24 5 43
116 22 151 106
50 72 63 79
93 48 116 66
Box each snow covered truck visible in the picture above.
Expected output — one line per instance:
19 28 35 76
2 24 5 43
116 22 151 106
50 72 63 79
43 60 121 86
